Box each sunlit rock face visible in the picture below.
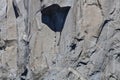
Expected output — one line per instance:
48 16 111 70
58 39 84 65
0 0 120 80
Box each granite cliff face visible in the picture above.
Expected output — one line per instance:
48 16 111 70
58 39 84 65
0 0 120 80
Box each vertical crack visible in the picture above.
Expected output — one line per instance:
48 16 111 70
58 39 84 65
23 0 31 66
96 19 113 42
12 0 20 18
16 0 31 79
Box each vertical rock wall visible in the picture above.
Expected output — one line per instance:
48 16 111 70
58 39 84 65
0 0 120 80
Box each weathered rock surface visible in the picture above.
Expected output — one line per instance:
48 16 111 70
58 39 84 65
0 0 120 80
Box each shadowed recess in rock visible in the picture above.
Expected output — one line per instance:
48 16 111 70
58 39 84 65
0 46 6 50
41 4 70 32
21 68 28 80
70 43 76 51
12 0 20 18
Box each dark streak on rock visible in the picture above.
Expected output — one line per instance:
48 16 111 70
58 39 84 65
108 48 114 52
12 0 20 18
89 70 100 76
110 8 116 15
90 49 97 56
115 28 120 31
40 0 43 2
57 32 61 46
97 0 102 9
76 61 88 67
66 71 72 78
5 3 8 19
72 50 82 62
96 19 113 43
74 37 84 42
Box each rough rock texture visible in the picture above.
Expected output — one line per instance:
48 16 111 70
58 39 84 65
0 0 120 80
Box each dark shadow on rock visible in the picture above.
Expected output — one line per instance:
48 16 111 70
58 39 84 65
21 67 28 80
41 4 71 32
12 0 20 18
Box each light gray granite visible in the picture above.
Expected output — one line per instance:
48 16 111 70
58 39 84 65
0 0 120 80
